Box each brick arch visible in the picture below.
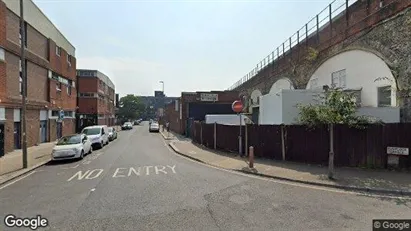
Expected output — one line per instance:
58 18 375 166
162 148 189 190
306 46 398 86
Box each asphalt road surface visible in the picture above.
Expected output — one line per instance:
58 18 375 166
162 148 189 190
0 122 410 231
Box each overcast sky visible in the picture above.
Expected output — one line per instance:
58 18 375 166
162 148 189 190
33 0 332 97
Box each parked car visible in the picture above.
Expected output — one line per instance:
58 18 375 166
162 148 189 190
108 127 118 141
51 134 92 161
81 125 109 149
134 120 140 125
149 122 160 133
122 122 133 130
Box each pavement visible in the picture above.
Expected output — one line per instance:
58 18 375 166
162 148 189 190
160 129 411 196
0 142 55 184
0 122 410 230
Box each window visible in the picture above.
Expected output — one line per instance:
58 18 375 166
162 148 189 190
378 86 391 107
56 82 62 92
67 85 71 95
51 110 59 117
64 111 74 117
19 60 22 95
56 46 61 56
67 54 71 66
79 93 96 97
331 69 346 88
0 47 4 61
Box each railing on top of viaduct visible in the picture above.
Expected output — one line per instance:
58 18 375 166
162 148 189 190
227 0 403 91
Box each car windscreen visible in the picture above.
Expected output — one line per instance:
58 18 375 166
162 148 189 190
82 128 101 135
56 135 81 145
108 128 113 132
124 123 132 126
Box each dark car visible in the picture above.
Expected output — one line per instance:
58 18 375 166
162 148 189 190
121 122 133 130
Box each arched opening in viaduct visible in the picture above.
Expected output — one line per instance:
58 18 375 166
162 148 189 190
306 49 397 107
269 78 295 94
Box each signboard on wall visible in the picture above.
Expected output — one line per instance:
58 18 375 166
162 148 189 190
200 93 218 102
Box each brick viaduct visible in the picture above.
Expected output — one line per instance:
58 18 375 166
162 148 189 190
231 0 411 120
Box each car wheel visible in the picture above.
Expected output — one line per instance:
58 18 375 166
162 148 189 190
100 141 104 149
79 150 84 160
88 146 93 154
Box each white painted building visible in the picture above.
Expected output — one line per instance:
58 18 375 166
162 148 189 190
306 49 396 107
259 89 400 125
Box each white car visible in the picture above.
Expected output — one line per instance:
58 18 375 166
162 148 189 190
149 122 160 132
81 125 109 149
51 134 92 161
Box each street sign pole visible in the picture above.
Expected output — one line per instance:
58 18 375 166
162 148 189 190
232 100 244 156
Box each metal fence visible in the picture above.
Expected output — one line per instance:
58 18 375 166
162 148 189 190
228 0 403 90
192 122 411 169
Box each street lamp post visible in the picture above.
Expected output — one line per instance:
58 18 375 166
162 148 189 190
159 81 165 125
20 0 28 168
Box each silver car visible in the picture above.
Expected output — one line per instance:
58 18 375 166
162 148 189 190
149 122 160 133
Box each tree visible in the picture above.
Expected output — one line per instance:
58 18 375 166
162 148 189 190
297 88 374 179
116 94 145 123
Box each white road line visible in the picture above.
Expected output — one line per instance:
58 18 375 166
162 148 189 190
0 171 36 190
162 139 409 199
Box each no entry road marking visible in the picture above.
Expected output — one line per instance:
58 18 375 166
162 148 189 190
66 165 177 181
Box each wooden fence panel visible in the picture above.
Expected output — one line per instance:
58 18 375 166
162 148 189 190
247 125 282 160
285 125 329 165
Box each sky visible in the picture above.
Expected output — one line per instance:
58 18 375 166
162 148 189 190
33 0 333 97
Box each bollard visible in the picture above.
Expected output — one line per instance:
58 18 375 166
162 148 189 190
249 146 254 168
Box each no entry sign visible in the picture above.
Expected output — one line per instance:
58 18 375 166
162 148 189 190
232 100 243 113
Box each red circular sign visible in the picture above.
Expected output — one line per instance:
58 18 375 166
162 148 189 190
232 100 243 113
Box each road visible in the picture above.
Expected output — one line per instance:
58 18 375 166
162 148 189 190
0 122 410 231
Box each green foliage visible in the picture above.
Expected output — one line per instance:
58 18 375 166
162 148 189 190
297 89 375 128
305 47 319 62
116 94 145 123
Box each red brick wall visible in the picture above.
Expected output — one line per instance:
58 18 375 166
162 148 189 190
0 1 5 100
5 52 19 98
49 78 77 111
49 118 75 141
235 0 411 93
165 100 182 134
27 61 48 102
4 108 14 153
78 98 98 114
26 109 40 147
26 23 48 60
78 77 98 93
63 118 75 136
48 40 76 81
5 9 19 45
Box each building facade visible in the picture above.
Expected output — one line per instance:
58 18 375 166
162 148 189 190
165 91 239 136
0 0 77 157
76 69 115 131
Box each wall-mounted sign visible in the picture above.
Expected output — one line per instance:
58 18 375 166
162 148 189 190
387 147 409 156
200 93 218 102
